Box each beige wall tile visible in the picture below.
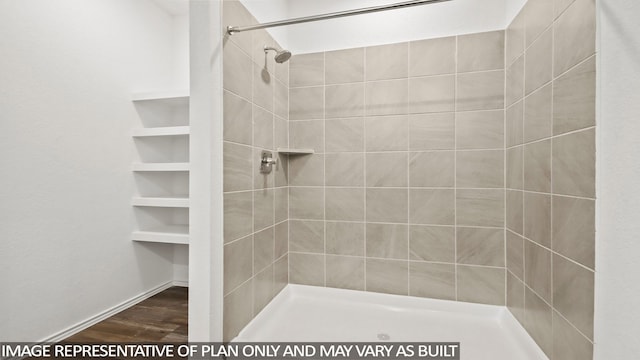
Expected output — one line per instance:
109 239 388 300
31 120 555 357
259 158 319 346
507 230 524 279
326 221 365 256
274 80 288 120
524 139 551 193
366 42 408 81
456 110 504 149
456 70 505 111
274 60 289 87
409 262 456 300
366 152 408 187
457 227 505 267
506 146 524 190
506 101 524 147
274 116 288 149
409 225 455 262
288 154 324 186
525 29 552 95
506 190 524 235
252 64 273 112
274 187 288 224
326 255 365 291
554 0 576 18
222 0 255 56
325 48 364 84
223 41 252 100
457 265 505 305
409 151 455 187
409 75 455 114
366 188 408 223
506 55 525 107
524 239 552 302
326 118 364 152
409 36 456 77
223 90 252 145
365 115 408 151
366 259 408 295
254 189 274 231
524 287 553 357
553 0 596 77
223 280 252 342
252 265 274 315
506 10 525 66
252 105 273 149
366 223 409 260
289 220 324 253
290 53 324 87
326 83 365 118
524 83 553 142
553 56 596 135
409 189 455 225
552 129 595 198
456 189 504 227
365 79 408 116
325 187 365 221
274 153 288 188
223 235 253 295
289 253 324 286
252 30 276 73
224 191 253 243
290 120 324 152
507 272 525 324
525 0 554 47
289 187 324 220
224 142 253 192
524 192 551 248
409 113 455 150
274 255 288 293
290 87 324 120
456 150 504 188
457 31 505 72
253 227 274 274
552 196 595 269
553 254 595 340
274 221 288 259
325 153 365 187
553 310 594 360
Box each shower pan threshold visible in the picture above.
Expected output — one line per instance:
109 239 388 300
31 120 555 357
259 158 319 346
234 285 548 360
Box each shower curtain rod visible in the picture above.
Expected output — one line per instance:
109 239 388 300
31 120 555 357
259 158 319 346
226 0 453 35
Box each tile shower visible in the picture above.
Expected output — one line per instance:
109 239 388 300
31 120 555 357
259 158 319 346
222 0 596 358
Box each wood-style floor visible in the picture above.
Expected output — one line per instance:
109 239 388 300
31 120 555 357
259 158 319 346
63 287 188 343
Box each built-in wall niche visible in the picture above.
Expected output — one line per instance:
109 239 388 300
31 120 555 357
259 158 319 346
131 91 190 245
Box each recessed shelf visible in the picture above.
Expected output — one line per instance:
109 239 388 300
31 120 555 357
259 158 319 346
277 148 315 155
132 225 189 245
132 163 190 172
132 126 190 137
132 196 189 208
131 91 189 104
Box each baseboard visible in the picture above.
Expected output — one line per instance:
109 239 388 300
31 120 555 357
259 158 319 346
43 281 175 343
172 280 189 287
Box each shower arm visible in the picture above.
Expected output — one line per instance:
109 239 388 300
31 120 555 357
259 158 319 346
226 0 453 35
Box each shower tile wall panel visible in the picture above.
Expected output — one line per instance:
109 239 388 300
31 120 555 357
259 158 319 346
505 0 596 359
222 0 290 342
287 31 507 308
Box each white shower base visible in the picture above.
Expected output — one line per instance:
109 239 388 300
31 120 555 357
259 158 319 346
234 285 548 360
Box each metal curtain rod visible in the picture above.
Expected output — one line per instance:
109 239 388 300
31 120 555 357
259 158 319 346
227 0 453 35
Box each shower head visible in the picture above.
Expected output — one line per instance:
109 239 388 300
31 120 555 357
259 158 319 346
264 46 292 63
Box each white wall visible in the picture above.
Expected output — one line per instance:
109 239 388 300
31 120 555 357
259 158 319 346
241 0 527 53
0 0 181 341
595 0 640 358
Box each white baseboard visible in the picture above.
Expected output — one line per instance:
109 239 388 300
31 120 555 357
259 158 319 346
172 280 189 287
43 281 175 343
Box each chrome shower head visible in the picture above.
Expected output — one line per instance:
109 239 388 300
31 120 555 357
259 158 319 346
264 46 292 63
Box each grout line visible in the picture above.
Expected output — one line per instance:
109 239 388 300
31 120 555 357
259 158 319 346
363 46 368 292
453 34 459 302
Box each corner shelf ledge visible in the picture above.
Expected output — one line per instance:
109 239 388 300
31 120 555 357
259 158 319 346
132 225 189 245
132 126 190 137
277 148 315 155
131 90 189 102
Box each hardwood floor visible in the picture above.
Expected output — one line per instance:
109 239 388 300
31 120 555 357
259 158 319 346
63 286 188 343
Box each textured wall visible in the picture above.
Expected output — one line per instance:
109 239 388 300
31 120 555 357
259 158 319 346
505 0 596 358
286 31 508 305
221 0 290 342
